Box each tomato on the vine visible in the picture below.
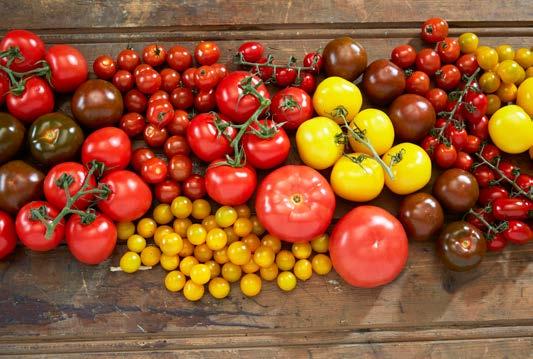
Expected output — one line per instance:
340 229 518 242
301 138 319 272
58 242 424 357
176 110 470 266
382 143 432 195
434 143 458 168
187 113 236 162
146 99 174 128
473 165 496 187
303 51 323 74
296 71 317 94
82 127 131 172
205 162 257 206
478 186 509 206
6 76 54 123
0 30 46 72
437 38 460 63
480 143 501 162
390 44 416 69
445 124 467 150
0 211 16 259
142 44 166 67
468 115 489 140
195 41 220 66
270 87 313 130
421 17 449 43
166 45 192 72
45 44 88 93
0 71 9 105
238 41 265 63
463 134 481 154
462 90 488 123
503 220 532 245
453 151 473 171
405 71 430 95
456 54 479 76
516 174 533 192
16 201 65 252
44 162 96 210
242 120 291 169
421 135 439 159
274 67 297 87
117 48 141 72
487 233 507 252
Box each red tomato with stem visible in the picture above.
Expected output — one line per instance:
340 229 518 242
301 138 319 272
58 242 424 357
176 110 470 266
117 48 141 72
468 115 489 140
243 120 290 169
444 124 467 150
405 70 430 95
119 112 145 137
516 174 533 192
270 87 313 130
155 180 181 204
182 175 206 200
135 68 161 94
504 220 532 245
141 157 168 184
487 233 507 252
0 70 9 105
274 67 297 87
82 127 131 172
166 45 192 72
421 135 439 159
124 89 147 113
93 55 116 80
160 68 180 93
456 54 479 76
143 124 168 147
497 160 516 180
164 135 190 157
112 69 134 92
168 154 192 182
212 63 228 81
238 41 265 63
437 38 460 63
186 113 236 162
480 143 501 162
167 110 190 135
146 99 174 128
131 148 155 172
16 201 65 252
44 162 96 210
492 198 533 221
436 64 461 91
416 49 441 76
462 91 488 123
425 88 448 113
195 65 219 90
170 87 194 110
45 45 88 93
473 165 496 187
0 211 16 259
434 143 457 168
478 186 509 206
257 57 274 81
303 52 323 74
6 77 54 123
390 44 417 69
142 44 166 67
421 17 449 43
463 135 481 154
205 162 257 206
195 41 220 66
0 30 45 72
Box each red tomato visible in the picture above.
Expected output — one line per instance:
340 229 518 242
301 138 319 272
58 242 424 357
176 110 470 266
181 67 197 88
167 110 190 135
257 57 274 81
330 206 408 288
238 41 265 63
135 68 161 94
112 69 134 92
166 45 192 72
255 165 335 242
434 143 457 168
66 212 117 265
216 71 270 123
421 135 439 159
436 64 461 91
437 38 460 63
45 45 88 93
160 68 180 93
390 44 417 69
0 30 45 72
444 124 467 150
98 170 152 222
170 87 194 110
0 211 16 259
405 70 430 95
425 88 447 113
93 55 117 80
516 174 533 192
243 120 290 169
164 135 190 158
146 99 174 128
143 124 168 147
155 180 181 204
0 70 9 105
478 186 509 206
124 89 147 113
131 148 155 172
468 115 489 140
453 151 473 171
492 198 533 221
462 91 487 123
296 71 317 94
456 54 479 76
141 157 168 184
274 67 297 87
303 52 323 74
168 154 192 182
117 48 141 72
194 88 217 112
463 135 481 154
44 162 96 210
194 41 220 66
487 233 507 252
497 160 516 180
142 44 166 67
119 112 145 137
133 64 152 78
473 165 496 187
187 112 236 162
480 143 501 162
421 17 449 43
205 162 257 206
16 201 65 252
503 220 532 245
82 127 131 172
6 77 54 123
212 63 228 81
182 175 206 200
270 87 313 130
416 49 441 76
148 90 169 104
195 65 218 90
466 208 494 231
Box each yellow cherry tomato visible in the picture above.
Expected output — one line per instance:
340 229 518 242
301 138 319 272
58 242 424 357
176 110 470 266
486 94 502 115
137 218 156 238
127 234 146 253
187 223 207 245
173 218 192 237
170 196 193 219
330 153 385 202
348 109 394 156
382 143 432 195
276 250 296 271
153 204 174 225
191 199 211 220
205 260 221 278
208 277 230 299
250 215 265 236
178 238 194 257
140 246 161 266
206 228 227 250
164 270 186 292
526 67 533 78
221 262 242 282
154 225 173 247
277 271 297 291
240 273 262 297
517 77 533 116
235 204 251 218
119 251 141 273
215 206 238 228
224 227 239 244
261 234 282 253
242 234 261 252
496 82 518 102
183 280 204 301
312 254 332 275
458 32 479 53
201 215 218 231
313 76 362 123
214 247 230 264
489 105 533 153
227 241 251 265
179 256 199 276
311 234 329 253
260 263 279 281
497 60 525 84
496 44 515 61
117 221 135 241
479 71 501 93
291 242 312 259
515 48 533 68
160 232 183 256
160 254 180 271
293 259 313 281
253 245 275 268
242 258 260 273
194 243 213 262
476 46 499 70
233 217 253 237
296 116 344 170
190 263 211 285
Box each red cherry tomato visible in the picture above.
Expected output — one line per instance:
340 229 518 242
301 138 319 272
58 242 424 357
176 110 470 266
444 124 467 150
303 51 323 74
194 41 220 66
82 127 132 172
473 165 496 187
0 70 9 106
0 211 16 259
182 175 206 200
167 110 190 135
421 17 449 43
468 115 489 140
238 41 265 63
124 89 147 113
168 154 192 182
112 69 134 92
131 148 155 172
503 220 532 245
463 135 481 154
16 201 65 252
181 67 197 88
425 88 448 113
194 88 217 112
141 157 168 184
211 63 228 81
437 38 460 63
242 120 291 169
45 44 88 93
478 186 509 206
155 180 181 204
160 68 180 93
296 71 317 94
421 135 439 159
436 64 461 91
274 67 297 87
492 198 533 221
6 77 54 123
416 48 441 76
164 135 190 158
93 55 117 80
497 160 517 180
487 233 507 252
195 65 219 91
270 87 313 130
390 44 417 69
148 90 170 104
516 174 533 193
456 54 479 76
480 144 501 162
119 112 144 137
453 151 473 171
166 45 192 72
434 143 457 168
405 70 430 95
466 208 494 231
135 68 161 94
146 99 174 128
44 162 96 210
462 90 488 123
133 64 152 78
170 87 194 110
257 57 274 81
205 162 257 206
0 30 45 72
117 48 141 72
142 44 166 67
186 113 236 162
143 124 168 148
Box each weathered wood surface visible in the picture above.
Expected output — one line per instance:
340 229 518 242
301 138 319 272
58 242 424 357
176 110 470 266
0 0 532 357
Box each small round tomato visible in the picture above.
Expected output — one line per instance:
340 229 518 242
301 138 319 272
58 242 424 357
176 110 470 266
478 186 509 206
166 45 192 71
182 174 206 200
155 180 181 204
348 109 394 156
164 135 190 158
421 135 439 159
456 54 479 76
0 30 45 72
444 124 467 150
390 44 416 69
489 105 533 154
296 116 344 170
82 127 131 172
274 67 297 87
463 134 481 153
171 87 194 110
93 55 117 80
146 99 174 129
124 89 147 113
270 87 313 130
406 70 430 95
149 89 170 103
167 110 190 136
194 88 217 112
16 201 65 252
421 17 448 43
458 32 479 53
6 77 54 123
186 113 236 162
472 165 495 187
44 162 96 210
382 143 432 195
476 46 499 71
0 211 16 259
434 143 458 168
312 76 362 123
437 38 460 63
238 41 264 62
195 41 220 65
454 151 473 171
416 49 441 76
205 162 256 206
117 48 141 72
142 44 166 67
144 124 168 148
131 148 155 172
194 65 218 90
479 71 501 94
242 120 290 169
516 174 533 192
331 153 384 202
303 51 323 74
160 68 180 93
436 64 461 91
141 157 168 184
425 88 447 113
181 67 197 88
119 112 145 137
135 68 161 94
469 115 489 140
168 154 192 182
296 71 317 94
463 90 488 123
212 63 228 81
112 70 134 92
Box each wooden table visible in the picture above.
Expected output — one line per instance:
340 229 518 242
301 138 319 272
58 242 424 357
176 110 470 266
1 1 532 357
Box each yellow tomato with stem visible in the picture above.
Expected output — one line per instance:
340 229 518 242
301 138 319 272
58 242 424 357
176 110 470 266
517 77 533 116
458 32 479 53
489 105 533 153
382 143 432 195
348 109 394 156
296 116 344 170
313 76 362 123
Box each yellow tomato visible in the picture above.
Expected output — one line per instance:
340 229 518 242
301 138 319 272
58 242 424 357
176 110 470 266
183 280 204 301
526 67 533 78
173 218 192 237
170 196 192 219
179 256 199 276
214 248 230 264
486 94 502 115
191 199 211 220
259 263 279 281
496 44 515 61
382 143 432 195
496 82 518 102
187 223 207 245
208 277 230 299
313 76 362 123
330 153 385 202
193 243 213 262
241 258 260 274
160 232 183 256
261 234 281 253
190 264 211 285
311 234 329 253
205 260 221 278
160 254 179 271
296 116 344 170
489 105 533 153
479 71 501 93
476 46 499 70
206 228 228 250
137 218 156 238
250 215 265 236
227 241 252 265
215 206 238 228
312 254 332 275
224 227 239 244
153 204 174 224
164 270 186 292
235 204 251 218
497 60 525 84
348 109 394 155
117 221 135 241
291 242 312 259
154 225 173 247
140 246 161 266
517 78 533 116
127 234 146 253
277 271 297 291
276 250 295 271
178 238 194 257
221 262 242 282
458 32 479 53
515 48 533 68
201 215 218 231
119 251 141 273
293 259 313 281
240 273 262 297
233 217 253 237
241 234 261 252
253 245 275 268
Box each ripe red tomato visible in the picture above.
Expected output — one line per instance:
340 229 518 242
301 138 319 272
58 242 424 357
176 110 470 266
93 55 117 80
16 201 65 252
166 45 192 72
168 154 192 182
6 76 54 123
146 99 174 128
270 87 313 130
195 65 219 90
216 71 270 123
257 57 274 81
390 44 417 69
454 151 473 171
155 180 181 204
170 87 194 110
164 135 190 158
496 160 516 180
66 212 117 265
0 211 16 259
186 113 236 162
434 143 457 168
238 41 265 63
135 68 161 94
205 162 257 206
0 30 45 72
167 110 190 135
134 64 152 78
468 115 489 140
45 44 88 93
82 127 131 172
212 63 228 81
195 41 220 65
436 64 461 91
124 89 147 113
456 54 479 76
142 44 166 67
160 68 180 93
274 67 297 87
44 162 96 210
330 206 408 288
144 124 168 147
425 88 448 112
194 88 217 112
141 157 168 184
181 67 198 88
463 134 481 154
437 38 460 63
0 70 9 106
478 186 509 206
303 52 323 74
421 17 449 43
504 220 533 245
255 165 335 242
112 69 134 92
405 70 430 95
487 233 507 252
462 91 488 123
243 120 290 169
444 124 467 150
516 174 533 192
119 112 145 137
421 135 439 159
117 48 141 72
98 170 152 222
149 89 171 104
296 71 317 94
473 165 496 187
480 143 501 162
131 148 155 172
416 49 441 76
182 174 206 200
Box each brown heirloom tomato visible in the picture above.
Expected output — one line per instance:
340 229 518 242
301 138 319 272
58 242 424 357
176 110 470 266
388 94 436 142
0 160 44 214
437 221 486 271
362 59 406 106
433 168 479 213
71 79 124 128
398 192 444 241
0 112 25 164
322 37 367 81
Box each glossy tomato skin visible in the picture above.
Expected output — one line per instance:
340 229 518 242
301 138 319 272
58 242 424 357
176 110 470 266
421 18 449 43
66 213 117 265
93 55 116 80
330 206 408 288
131 148 155 172
437 221 486 271
142 44 166 67
6 77 54 123
194 88 216 112
205 162 257 206
194 41 220 66
243 120 290 169
0 211 16 259
167 110 190 135
270 87 313 130
425 88 448 113
238 41 265 63
16 201 65 252
98 170 152 222
71 79 124 128
45 45 88 93
141 157 168 184
155 180 181 204
82 127 131 172
117 49 141 72
255 165 335 242
390 44 417 69
186 113 236 162
44 162 96 210
0 160 44 214
0 30 45 72
168 154 192 182
416 49 441 76
119 112 145 137
166 45 192 72
112 70 134 93
297 71 317 94
124 89 147 113
146 99 174 128
182 175 206 200
164 135 190 157
171 87 194 110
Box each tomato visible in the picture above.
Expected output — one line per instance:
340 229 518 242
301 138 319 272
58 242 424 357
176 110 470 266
171 87 194 110
16 201 65 252
181 67 197 89
194 88 217 112
503 220 532 245
216 71 270 123
117 48 141 72
158 68 179 93
454 151 473 171
382 143 432 195
0 30 45 72
463 135 481 154
256 57 274 81
313 76 362 123
164 135 190 158
151 90 171 104
348 109 394 156
167 110 190 136
463 91 488 123
82 127 131 172
212 63 228 81
119 112 144 137
238 41 264 62
437 38 460 63
45 44 88 93
136 68 161 94
205 162 256 206
421 135 439 159
517 78 533 116
458 32 479 54
476 46 499 71
331 153 384 202
330 206 408 288
6 77 54 123
489 105 533 154
144 124 168 147
187 113 236 162
133 64 152 78
0 70 9 105
416 49 441 76
492 198 533 221
296 71 317 94
0 211 16 259
141 157 168 184
487 233 507 252
390 44 416 69
472 165 495 187
142 44 166 67
496 160 516 180
146 99 174 128
303 51 323 74
195 41 220 66
421 17 448 43
274 67 297 87
469 115 489 140
479 71 501 94
166 45 192 71
182 174 206 200
516 174 533 192
255 165 335 242
131 148 155 172
436 64 461 91
66 212 117 265
168 154 192 181
434 143 457 168
478 186 508 206
242 120 290 169
456 53 479 76
270 87 313 130
515 48 533 68
425 88 447 113
497 60 525 84
444 124 467 150
406 71 430 95
93 55 116 80
296 116 344 170
98 170 152 222
195 65 218 90
479 142 500 162
112 69 134 92
124 89 147 113
155 180 181 204
44 162 96 210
